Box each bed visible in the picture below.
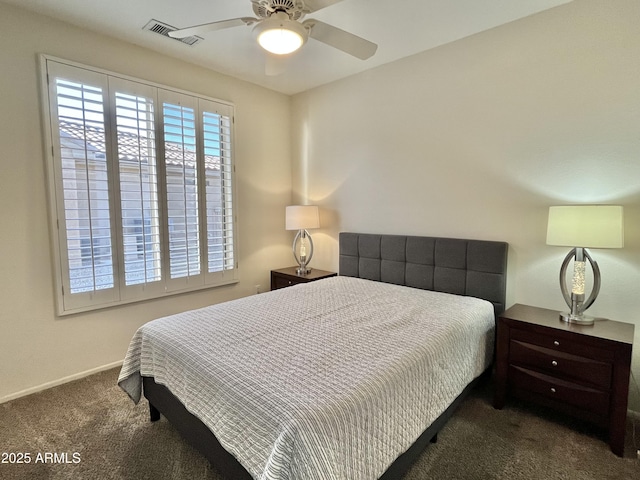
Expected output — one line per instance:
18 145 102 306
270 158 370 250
118 232 508 479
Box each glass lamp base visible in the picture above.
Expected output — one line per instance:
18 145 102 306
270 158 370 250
559 312 595 326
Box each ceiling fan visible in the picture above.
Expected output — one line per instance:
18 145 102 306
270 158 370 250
168 0 378 62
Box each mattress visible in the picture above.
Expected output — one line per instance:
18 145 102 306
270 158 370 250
118 276 495 480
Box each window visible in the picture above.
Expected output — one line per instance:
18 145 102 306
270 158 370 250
41 57 237 315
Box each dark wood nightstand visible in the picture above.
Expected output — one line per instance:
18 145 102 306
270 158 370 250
493 304 634 456
270 267 337 291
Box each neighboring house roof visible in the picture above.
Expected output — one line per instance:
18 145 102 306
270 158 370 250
58 120 222 170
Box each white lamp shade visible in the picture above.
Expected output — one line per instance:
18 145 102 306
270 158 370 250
546 205 624 248
286 205 320 230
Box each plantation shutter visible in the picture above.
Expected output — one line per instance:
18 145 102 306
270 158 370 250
201 99 236 282
109 77 164 299
42 56 238 314
159 91 204 290
46 62 119 311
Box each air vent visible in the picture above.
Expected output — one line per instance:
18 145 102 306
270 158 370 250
143 19 202 46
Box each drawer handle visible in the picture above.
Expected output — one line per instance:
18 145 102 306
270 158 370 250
550 387 556 394
551 360 558 367
553 340 560 347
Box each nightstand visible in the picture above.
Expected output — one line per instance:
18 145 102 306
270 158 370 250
494 303 634 457
270 267 337 290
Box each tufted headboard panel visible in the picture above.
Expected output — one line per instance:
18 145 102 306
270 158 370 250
339 232 508 317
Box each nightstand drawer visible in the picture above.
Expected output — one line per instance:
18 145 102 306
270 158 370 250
272 276 296 290
270 268 337 291
510 339 612 389
510 327 614 363
509 365 610 416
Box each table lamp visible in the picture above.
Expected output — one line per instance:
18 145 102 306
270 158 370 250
285 205 320 275
546 205 624 325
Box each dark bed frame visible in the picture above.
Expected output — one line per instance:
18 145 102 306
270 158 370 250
142 232 508 479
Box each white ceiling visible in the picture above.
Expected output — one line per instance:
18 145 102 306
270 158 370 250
6 0 572 95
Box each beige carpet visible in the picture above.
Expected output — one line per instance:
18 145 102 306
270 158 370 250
1 368 638 479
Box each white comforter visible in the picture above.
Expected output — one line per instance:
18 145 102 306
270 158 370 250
118 276 495 480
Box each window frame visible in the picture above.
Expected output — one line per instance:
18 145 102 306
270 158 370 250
39 55 238 316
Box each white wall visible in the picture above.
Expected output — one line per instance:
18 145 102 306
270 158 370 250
291 0 640 410
0 2 293 401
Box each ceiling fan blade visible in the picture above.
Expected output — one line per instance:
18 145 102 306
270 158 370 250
168 17 257 38
304 19 377 60
265 54 289 76
302 0 346 14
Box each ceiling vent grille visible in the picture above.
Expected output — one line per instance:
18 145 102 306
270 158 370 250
143 19 202 46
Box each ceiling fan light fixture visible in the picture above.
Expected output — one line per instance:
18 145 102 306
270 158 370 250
254 12 307 55
258 28 303 54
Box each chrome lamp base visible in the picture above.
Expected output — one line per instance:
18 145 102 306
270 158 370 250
296 266 312 275
559 312 595 325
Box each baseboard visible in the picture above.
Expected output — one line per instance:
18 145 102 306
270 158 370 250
0 360 123 405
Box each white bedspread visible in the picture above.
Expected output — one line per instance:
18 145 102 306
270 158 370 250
118 276 495 480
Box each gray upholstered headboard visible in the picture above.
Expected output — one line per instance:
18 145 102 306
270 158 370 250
339 232 508 317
